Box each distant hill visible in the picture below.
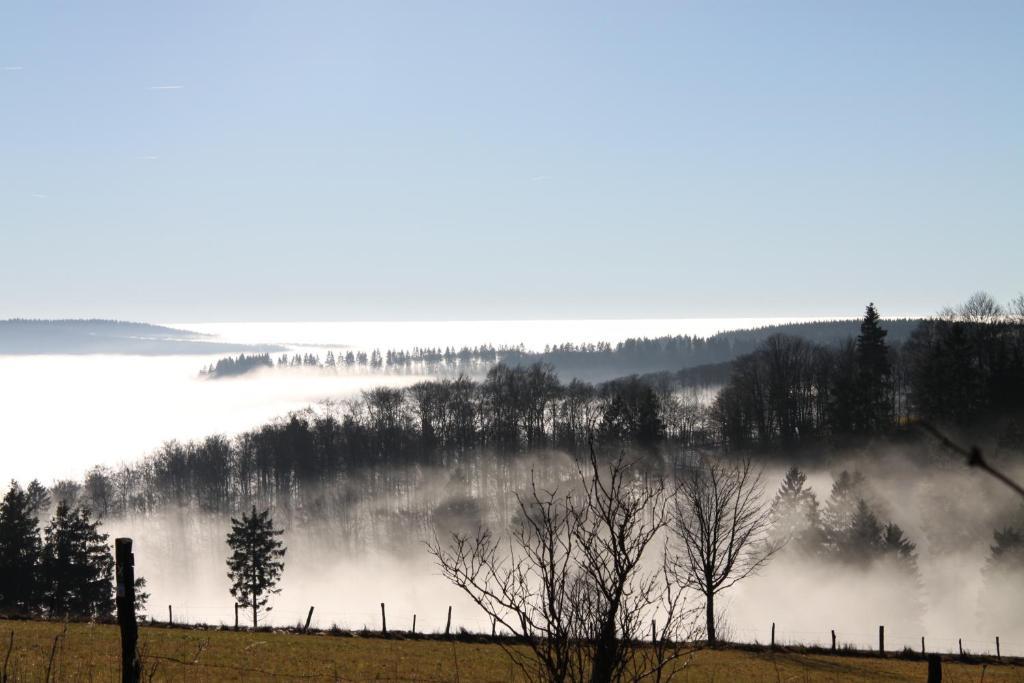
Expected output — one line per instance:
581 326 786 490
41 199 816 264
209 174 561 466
0 319 286 355
502 318 926 382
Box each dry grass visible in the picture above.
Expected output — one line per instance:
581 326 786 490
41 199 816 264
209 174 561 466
0 620 1021 682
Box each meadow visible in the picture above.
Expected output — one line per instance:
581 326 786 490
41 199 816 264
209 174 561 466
1 620 1021 682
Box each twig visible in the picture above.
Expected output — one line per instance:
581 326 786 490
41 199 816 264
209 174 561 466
917 421 1024 498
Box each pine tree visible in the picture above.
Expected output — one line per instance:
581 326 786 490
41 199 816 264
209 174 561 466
880 523 919 574
0 482 42 615
985 527 1024 572
39 502 115 619
226 506 286 629
822 470 865 547
855 303 892 432
841 500 883 563
769 467 824 554
25 479 51 518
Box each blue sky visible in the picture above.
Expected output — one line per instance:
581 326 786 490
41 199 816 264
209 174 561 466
1 1 1021 321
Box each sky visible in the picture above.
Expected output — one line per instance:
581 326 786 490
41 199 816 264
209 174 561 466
1 1 1021 322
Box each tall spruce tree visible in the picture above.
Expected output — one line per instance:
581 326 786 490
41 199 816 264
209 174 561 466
855 303 892 432
769 467 824 554
0 481 42 615
226 506 286 629
39 502 115 619
822 470 865 548
25 479 51 518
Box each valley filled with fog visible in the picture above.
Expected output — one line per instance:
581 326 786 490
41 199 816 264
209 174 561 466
2 310 1022 659
0 318 805 482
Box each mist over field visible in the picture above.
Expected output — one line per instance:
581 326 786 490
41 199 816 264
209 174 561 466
94 445 1024 655
5 3 1024 679
5 310 1024 660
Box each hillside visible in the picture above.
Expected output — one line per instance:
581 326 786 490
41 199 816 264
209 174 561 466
503 318 926 382
0 319 284 355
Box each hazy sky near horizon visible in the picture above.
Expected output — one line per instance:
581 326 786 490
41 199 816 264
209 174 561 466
1 2 1021 322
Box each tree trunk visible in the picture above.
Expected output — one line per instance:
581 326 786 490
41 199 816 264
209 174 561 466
706 591 716 644
252 601 257 630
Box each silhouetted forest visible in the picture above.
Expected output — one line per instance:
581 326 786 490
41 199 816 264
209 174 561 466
43 297 1024 533
199 319 926 382
201 346 504 378
715 296 1024 450
503 318 925 382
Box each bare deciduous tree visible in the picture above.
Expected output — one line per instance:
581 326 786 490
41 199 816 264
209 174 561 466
669 455 777 644
428 446 700 683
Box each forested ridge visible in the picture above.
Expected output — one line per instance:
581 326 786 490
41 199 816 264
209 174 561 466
201 318 925 380
43 295 1024 527
2 295 1023 630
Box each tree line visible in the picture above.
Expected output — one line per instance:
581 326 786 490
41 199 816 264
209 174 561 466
43 295 1024 528
201 345 507 378
199 319 927 382
0 481 148 620
714 294 1024 450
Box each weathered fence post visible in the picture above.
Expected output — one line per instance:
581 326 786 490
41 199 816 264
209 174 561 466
958 638 963 657
927 654 942 682
304 606 314 632
168 605 173 625
831 630 836 652
651 619 656 643
380 603 387 634
412 614 416 634
770 622 775 648
491 618 496 637
878 625 884 654
234 604 239 631
996 636 1000 660
445 606 452 636
921 636 925 654
114 538 140 683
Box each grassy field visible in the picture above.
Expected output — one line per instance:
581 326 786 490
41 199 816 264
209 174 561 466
0 620 1021 682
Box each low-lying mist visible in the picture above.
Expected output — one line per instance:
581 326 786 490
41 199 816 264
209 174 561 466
100 445 1024 656
0 354 423 483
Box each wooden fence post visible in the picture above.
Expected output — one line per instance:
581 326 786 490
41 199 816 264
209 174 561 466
878 625 884 654
927 654 942 683
234 604 239 631
114 538 140 683
412 614 416 634
380 603 387 634
492 618 496 637
770 622 775 648
168 605 172 626
921 636 925 654
831 630 836 652
651 619 656 643
445 606 452 636
958 638 963 657
996 636 1000 660
304 606 314 632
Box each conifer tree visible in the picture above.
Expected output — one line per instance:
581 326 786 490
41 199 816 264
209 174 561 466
769 467 824 554
0 481 42 614
226 506 286 629
822 470 865 547
25 479 51 517
855 303 892 432
841 500 883 563
39 502 115 619
985 527 1024 572
880 523 919 573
